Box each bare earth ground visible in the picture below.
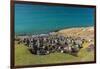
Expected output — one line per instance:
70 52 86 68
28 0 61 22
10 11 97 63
57 27 94 48
57 27 94 40
15 27 95 66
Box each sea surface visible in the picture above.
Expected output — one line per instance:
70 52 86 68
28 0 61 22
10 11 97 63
15 3 95 35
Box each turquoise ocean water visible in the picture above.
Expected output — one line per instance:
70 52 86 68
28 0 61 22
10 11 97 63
15 3 95 35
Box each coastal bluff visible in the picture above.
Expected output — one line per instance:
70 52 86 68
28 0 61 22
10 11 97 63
57 27 94 41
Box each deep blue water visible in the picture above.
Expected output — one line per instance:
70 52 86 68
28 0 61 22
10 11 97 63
15 3 95 35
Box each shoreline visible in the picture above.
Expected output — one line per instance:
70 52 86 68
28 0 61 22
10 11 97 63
15 26 94 36
15 26 94 43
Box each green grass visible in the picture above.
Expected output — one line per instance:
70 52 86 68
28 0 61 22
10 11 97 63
15 42 94 66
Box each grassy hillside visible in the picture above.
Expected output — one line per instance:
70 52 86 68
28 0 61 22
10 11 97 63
15 43 94 66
